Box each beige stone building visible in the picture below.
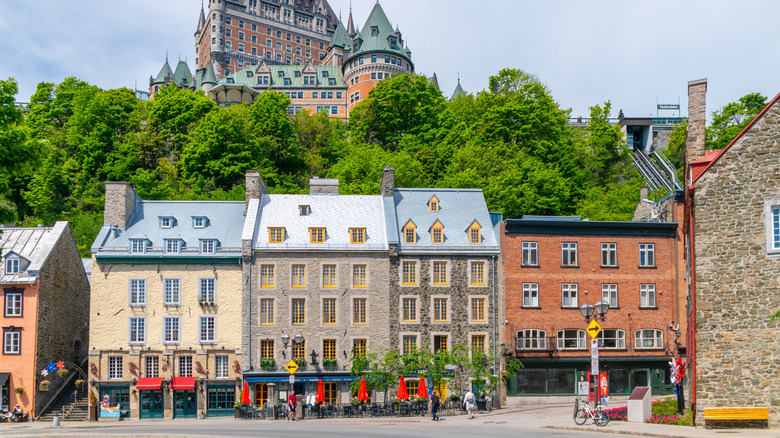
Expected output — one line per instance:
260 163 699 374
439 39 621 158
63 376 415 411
89 183 245 419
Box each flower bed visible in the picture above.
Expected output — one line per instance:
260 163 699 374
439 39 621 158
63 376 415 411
649 398 693 426
602 405 627 421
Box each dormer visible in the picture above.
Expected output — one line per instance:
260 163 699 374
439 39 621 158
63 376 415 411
467 220 482 244
159 216 176 229
402 219 417 244
429 220 444 244
299 205 311 216
3 253 27 275
192 216 209 229
129 238 148 254
164 238 182 254
428 195 440 212
387 35 397 50
269 227 285 243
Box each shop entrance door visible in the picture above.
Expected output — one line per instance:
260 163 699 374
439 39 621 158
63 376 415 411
174 390 197 418
140 390 164 419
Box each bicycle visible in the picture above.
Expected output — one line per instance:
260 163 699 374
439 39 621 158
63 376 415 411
573 398 609 426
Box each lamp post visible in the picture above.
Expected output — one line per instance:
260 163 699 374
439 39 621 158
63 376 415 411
580 301 609 408
280 334 303 391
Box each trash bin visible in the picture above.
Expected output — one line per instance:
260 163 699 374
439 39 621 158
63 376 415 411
476 398 487 412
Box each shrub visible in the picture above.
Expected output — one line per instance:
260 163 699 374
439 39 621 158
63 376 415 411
646 398 693 426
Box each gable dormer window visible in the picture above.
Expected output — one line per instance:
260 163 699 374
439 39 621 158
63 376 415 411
193 217 207 229
371 26 378 37
403 220 417 244
164 239 181 254
299 205 310 216
5 258 19 274
269 227 285 243
468 221 482 244
428 195 440 212
160 217 174 229
309 227 325 244
130 239 146 254
200 239 217 254
431 220 444 244
350 228 366 244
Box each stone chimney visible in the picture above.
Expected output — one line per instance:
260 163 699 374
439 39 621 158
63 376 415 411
686 79 707 165
104 182 136 228
380 166 395 197
309 177 339 195
245 170 267 206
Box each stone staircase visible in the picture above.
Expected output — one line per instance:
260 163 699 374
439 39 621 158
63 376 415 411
37 378 89 422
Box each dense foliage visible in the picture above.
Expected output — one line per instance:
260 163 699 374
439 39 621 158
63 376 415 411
1 69 643 256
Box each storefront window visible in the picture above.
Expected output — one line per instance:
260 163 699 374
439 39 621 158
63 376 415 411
609 368 630 394
515 369 546 394
547 369 576 394
100 386 130 410
207 385 236 411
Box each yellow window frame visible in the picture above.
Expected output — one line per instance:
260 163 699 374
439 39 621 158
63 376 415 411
268 227 285 243
260 265 275 288
403 221 417 244
433 261 448 285
292 265 306 288
402 297 417 322
293 340 306 360
402 335 417 355
471 335 486 354
352 339 367 358
433 297 448 322
309 227 325 244
260 298 275 325
350 228 366 244
260 339 274 359
402 261 417 285
292 298 306 325
431 220 444 244
322 297 337 325
353 298 367 325
323 339 336 360
471 297 486 322
470 261 485 286
428 195 440 212
322 265 337 288
468 221 481 244
352 265 367 288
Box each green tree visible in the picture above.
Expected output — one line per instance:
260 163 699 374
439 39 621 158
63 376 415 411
580 101 628 186
0 78 37 222
707 92 767 150
292 109 346 177
662 121 686 182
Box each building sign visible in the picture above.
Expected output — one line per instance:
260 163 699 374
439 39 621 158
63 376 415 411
657 104 680 110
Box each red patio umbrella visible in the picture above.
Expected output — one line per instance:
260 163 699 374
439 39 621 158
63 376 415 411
397 376 409 400
416 375 428 399
241 381 251 404
358 377 369 402
316 379 325 403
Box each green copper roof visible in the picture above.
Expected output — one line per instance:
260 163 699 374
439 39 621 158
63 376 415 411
152 60 173 84
202 60 217 85
329 20 351 49
172 60 194 88
349 2 409 60
220 63 345 89
451 80 466 100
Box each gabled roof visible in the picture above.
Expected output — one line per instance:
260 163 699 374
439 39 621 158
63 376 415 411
693 91 780 184
251 194 388 251
221 64 344 89
329 20 352 49
390 188 499 254
152 60 173 84
0 222 71 284
172 60 195 88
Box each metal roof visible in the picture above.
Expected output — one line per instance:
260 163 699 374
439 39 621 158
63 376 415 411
0 222 69 284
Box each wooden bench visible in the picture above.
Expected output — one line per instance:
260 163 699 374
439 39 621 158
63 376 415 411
703 407 769 429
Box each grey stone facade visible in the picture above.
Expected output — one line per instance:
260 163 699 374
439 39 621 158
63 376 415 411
104 182 136 228
686 79 707 169
691 94 780 426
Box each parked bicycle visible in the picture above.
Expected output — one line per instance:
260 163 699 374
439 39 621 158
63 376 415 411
573 397 609 426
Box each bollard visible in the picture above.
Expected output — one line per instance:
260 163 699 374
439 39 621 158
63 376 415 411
52 414 60 426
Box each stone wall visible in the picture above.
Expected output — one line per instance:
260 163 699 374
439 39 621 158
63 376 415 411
104 182 136 228
693 98 780 426
34 223 91 415
686 79 707 171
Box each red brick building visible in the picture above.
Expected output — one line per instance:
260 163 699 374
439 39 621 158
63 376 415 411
502 216 678 399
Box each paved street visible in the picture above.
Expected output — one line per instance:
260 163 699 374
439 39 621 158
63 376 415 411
2 405 778 438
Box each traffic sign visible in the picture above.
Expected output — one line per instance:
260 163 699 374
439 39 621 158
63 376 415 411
289 375 295 384
285 360 299 374
586 319 602 339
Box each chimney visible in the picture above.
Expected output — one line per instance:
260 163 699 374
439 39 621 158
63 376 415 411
380 166 395 197
309 177 339 195
245 170 267 206
686 79 707 165
640 185 649 200
104 182 136 228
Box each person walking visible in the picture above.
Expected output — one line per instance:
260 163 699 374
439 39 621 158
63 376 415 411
287 390 297 422
430 391 440 421
463 390 476 419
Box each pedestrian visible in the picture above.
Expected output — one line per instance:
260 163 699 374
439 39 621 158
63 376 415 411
430 391 440 421
463 390 476 419
287 390 297 422
12 404 23 422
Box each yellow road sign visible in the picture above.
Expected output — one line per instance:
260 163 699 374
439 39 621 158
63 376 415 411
285 360 299 374
587 319 602 339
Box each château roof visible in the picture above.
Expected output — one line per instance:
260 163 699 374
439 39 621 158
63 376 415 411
349 2 410 61
451 79 466 100
152 60 174 84
221 62 344 89
172 60 195 88
196 5 206 35
329 20 351 49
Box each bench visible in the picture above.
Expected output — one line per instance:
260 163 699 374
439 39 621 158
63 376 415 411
703 407 769 429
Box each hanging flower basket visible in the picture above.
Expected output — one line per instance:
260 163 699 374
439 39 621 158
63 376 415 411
39 381 50 392
57 369 69 378
75 379 85 387
14 387 24 395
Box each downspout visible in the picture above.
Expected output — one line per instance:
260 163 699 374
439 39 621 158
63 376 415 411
491 255 497 402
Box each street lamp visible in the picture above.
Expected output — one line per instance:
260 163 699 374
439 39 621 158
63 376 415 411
580 300 609 410
580 300 609 322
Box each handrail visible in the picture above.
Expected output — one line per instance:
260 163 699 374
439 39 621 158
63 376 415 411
35 360 88 420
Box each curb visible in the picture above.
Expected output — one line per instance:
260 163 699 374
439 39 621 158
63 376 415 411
545 424 703 438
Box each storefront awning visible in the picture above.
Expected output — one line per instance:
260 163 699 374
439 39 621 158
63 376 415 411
0 373 9 387
170 377 197 390
135 377 163 390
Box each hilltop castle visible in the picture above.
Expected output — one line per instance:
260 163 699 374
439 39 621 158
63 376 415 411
151 0 432 120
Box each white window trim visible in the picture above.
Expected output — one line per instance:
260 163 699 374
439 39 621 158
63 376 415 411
3 330 20 354
561 283 579 308
596 328 626 350
602 283 618 308
128 316 146 345
516 329 547 351
601 242 618 267
521 241 538 266
399 295 419 325
467 259 488 288
199 277 217 304
562 242 578 266
764 199 780 257
162 316 181 345
4 292 22 317
215 355 229 379
634 328 664 350
640 284 657 308
130 239 147 254
5 258 19 274
200 239 217 254
523 283 539 308
639 243 656 267
556 329 586 350
430 295 450 323
128 278 147 307
108 356 123 380
164 239 181 254
163 278 182 306
199 315 217 344
160 217 174 229
193 216 207 229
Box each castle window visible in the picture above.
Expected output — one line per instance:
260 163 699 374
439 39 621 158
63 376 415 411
371 26 378 37
371 55 377 63
402 220 417 244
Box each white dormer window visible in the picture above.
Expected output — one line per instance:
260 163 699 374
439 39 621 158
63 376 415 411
130 239 146 254
160 217 174 229
193 217 207 229
165 239 181 254
201 240 217 254
5 258 19 274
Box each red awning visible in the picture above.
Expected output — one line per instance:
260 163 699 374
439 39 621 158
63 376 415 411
136 377 163 390
170 376 197 390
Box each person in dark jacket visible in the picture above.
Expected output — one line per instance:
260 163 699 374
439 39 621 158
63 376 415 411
430 391 441 421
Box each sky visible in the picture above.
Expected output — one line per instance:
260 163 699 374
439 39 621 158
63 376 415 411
1 0 779 120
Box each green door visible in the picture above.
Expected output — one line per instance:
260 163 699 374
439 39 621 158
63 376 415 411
140 390 164 419
174 390 197 418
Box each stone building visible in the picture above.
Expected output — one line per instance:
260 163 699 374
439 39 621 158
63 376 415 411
382 169 502 400
0 222 90 417
241 172 390 406
684 79 780 425
502 216 678 401
89 183 245 419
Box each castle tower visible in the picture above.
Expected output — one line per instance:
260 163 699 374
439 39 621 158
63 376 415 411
343 1 414 115
149 57 173 95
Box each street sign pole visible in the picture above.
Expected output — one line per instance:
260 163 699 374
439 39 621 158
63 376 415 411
591 338 599 408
